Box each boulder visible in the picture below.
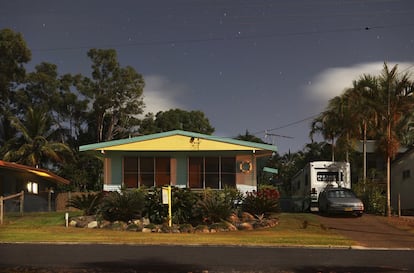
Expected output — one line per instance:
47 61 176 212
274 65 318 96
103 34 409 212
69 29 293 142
142 227 152 233
87 221 98 229
228 213 240 224
239 222 254 230
241 212 255 222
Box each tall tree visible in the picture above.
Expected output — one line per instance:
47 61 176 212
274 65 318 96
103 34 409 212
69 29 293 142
14 63 89 144
0 28 31 115
235 130 266 143
78 49 145 142
309 107 341 161
139 108 215 135
355 63 414 216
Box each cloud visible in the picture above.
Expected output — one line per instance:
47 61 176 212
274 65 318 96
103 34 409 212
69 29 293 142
142 75 188 114
305 62 414 105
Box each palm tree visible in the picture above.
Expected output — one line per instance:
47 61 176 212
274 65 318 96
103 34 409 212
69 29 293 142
310 94 359 162
309 110 338 161
355 63 414 216
3 107 73 168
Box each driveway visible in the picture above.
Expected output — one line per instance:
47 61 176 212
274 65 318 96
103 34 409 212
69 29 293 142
316 214 414 249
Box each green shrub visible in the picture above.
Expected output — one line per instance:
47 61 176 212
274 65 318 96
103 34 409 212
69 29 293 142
353 179 386 215
66 192 103 215
222 186 244 211
142 187 202 225
242 188 280 216
142 187 168 224
171 188 200 225
194 189 238 225
99 190 145 222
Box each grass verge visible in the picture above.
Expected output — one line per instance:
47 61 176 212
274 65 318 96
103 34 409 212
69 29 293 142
0 212 353 247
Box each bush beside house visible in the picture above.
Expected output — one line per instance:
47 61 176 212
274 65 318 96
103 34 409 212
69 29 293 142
67 186 280 232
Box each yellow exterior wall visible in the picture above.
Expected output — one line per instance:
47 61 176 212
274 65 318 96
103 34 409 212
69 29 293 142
101 135 262 151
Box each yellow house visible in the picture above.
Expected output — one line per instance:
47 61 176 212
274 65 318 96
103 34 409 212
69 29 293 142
80 130 277 193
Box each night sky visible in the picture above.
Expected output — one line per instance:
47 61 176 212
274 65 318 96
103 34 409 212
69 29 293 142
1 0 413 154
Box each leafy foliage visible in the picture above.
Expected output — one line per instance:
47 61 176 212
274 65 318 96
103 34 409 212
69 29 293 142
58 151 103 192
66 192 103 216
142 187 168 224
242 187 280 216
78 48 145 142
99 190 145 222
3 106 74 167
194 188 242 225
353 179 386 215
171 188 200 225
139 108 214 135
0 28 31 110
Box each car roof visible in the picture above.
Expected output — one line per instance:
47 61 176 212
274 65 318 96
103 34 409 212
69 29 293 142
324 187 353 192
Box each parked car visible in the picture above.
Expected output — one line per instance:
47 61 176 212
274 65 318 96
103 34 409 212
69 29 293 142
318 187 364 216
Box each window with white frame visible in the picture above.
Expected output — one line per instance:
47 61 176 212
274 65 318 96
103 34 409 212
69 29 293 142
27 182 38 194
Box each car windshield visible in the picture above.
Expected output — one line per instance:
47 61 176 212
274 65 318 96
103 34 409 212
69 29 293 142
327 190 355 198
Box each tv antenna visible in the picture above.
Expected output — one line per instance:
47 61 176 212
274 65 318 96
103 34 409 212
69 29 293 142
264 130 294 145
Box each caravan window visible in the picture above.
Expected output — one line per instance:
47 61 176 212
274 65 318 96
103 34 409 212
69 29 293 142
316 171 343 182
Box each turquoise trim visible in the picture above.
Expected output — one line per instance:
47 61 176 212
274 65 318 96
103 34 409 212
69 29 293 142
263 167 278 174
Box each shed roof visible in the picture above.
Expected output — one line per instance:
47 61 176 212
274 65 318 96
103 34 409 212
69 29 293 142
0 160 70 185
79 130 277 154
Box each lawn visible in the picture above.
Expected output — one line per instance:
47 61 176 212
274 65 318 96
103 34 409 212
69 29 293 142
0 212 354 247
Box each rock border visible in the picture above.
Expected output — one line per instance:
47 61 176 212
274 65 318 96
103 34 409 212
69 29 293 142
69 212 279 233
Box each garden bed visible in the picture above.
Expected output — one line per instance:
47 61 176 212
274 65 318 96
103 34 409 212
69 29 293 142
69 212 279 233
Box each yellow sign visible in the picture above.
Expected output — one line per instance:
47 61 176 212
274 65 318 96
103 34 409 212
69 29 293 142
162 186 172 227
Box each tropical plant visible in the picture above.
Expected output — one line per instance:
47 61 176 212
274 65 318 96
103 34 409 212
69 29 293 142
66 192 103 216
235 130 266 143
242 187 280 216
310 93 360 162
354 63 414 216
309 63 414 216
58 151 103 192
171 187 200 225
99 190 145 222
3 107 73 167
353 179 386 215
194 189 239 225
142 187 168 224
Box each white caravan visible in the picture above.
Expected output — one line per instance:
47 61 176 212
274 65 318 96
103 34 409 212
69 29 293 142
291 161 351 212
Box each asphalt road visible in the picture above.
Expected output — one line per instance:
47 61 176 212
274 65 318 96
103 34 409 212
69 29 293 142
0 243 413 273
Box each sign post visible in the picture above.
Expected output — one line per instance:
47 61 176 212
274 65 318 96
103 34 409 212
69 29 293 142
162 186 172 227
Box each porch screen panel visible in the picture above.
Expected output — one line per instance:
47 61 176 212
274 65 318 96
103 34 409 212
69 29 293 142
189 157 203 188
221 157 236 188
140 157 154 187
155 157 170 186
124 157 138 188
205 157 219 189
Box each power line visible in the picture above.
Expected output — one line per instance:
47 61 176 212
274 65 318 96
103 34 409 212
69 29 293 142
31 23 414 53
251 113 320 137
